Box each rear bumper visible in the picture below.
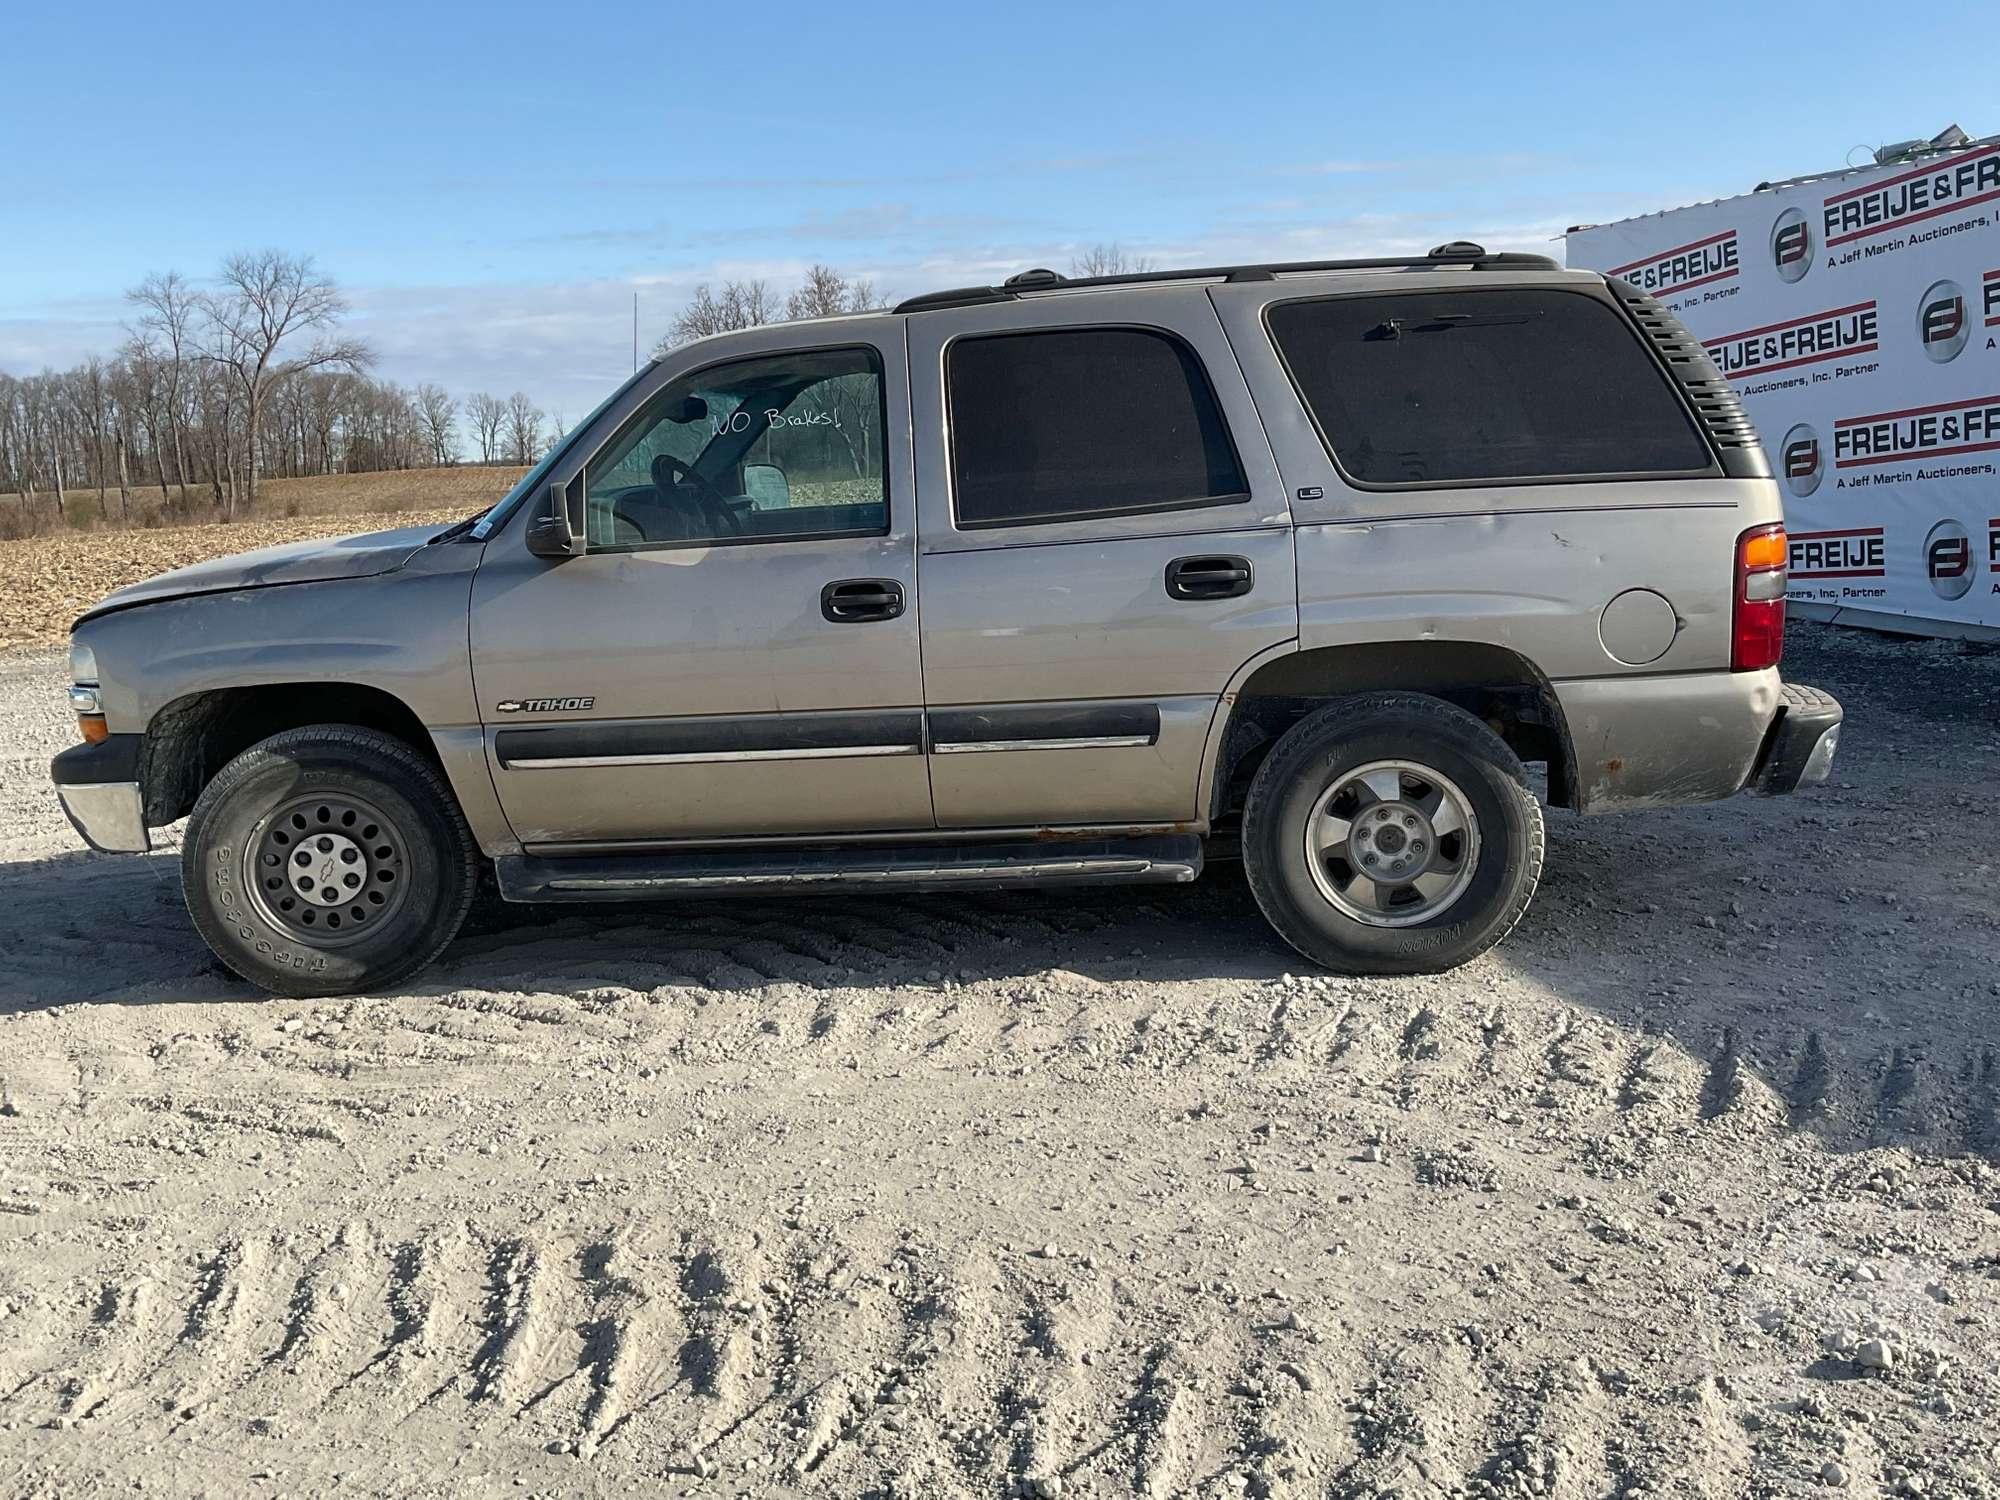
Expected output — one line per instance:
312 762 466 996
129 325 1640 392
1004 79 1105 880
1551 668 1840 813
1750 683 1843 795
1554 668 1779 813
51 735 152 854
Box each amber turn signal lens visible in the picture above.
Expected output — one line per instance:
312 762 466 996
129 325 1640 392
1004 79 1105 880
78 714 109 745
1740 527 1787 570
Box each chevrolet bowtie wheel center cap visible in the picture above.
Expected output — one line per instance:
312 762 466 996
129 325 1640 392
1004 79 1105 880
288 832 365 907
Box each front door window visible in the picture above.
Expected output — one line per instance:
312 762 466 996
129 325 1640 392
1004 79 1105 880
583 346 888 549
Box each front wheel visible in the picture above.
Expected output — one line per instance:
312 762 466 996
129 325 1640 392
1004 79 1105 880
1242 694 1544 975
182 726 479 997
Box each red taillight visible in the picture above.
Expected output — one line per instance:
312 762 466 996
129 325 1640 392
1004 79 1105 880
1733 523 1786 671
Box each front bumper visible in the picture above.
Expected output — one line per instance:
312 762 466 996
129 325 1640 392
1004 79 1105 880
1751 683 1843 796
51 735 152 853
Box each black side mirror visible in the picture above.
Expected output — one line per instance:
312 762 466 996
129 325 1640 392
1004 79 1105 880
525 478 584 559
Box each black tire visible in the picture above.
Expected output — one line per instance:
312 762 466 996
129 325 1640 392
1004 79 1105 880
182 726 479 997
1242 694 1544 975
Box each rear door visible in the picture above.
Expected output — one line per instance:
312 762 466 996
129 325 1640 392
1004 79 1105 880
908 288 1298 829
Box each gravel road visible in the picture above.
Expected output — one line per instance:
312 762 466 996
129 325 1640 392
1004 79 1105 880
0 626 1995 1499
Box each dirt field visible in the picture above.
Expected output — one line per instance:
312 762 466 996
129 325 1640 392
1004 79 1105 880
0 626 1995 1499
1 466 528 535
0 467 525 650
0 511 475 652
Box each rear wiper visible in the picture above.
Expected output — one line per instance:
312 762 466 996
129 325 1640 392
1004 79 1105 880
1369 311 1541 340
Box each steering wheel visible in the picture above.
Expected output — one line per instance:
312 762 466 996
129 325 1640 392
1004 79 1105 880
649 454 744 538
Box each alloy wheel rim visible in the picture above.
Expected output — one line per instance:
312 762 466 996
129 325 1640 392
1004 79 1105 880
1304 759 1481 928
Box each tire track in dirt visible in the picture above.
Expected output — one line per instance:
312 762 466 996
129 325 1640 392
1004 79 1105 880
4 630 1998 1495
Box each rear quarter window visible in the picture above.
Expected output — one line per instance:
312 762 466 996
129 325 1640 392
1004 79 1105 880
1266 288 1713 487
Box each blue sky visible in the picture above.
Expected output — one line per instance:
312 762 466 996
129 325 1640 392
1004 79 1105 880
2 0 1992 424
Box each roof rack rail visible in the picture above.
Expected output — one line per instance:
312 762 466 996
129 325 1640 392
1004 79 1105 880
892 243 1562 313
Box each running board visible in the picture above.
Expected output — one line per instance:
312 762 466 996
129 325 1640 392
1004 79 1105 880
494 834 1202 903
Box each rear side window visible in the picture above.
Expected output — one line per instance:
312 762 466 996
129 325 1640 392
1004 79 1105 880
947 327 1247 527
1266 289 1712 487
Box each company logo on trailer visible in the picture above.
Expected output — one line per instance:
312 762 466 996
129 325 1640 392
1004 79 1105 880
1924 519 1974 600
1609 229 1740 298
1778 422 1823 497
1917 279 1969 362
1834 395 2000 468
1987 269 2000 327
1822 143 2000 247
1705 302 1877 380
1770 208 1812 283
1789 527 1885 580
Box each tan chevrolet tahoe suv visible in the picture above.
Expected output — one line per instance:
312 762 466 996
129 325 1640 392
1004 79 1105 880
52 244 1843 997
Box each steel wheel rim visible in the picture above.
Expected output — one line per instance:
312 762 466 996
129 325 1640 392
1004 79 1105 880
243 792 411 947
1304 759 1481 928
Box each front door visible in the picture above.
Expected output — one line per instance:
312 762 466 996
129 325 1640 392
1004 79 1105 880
907 289 1298 829
470 325 932 846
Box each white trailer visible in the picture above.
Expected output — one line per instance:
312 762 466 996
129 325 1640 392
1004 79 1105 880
1566 130 2000 640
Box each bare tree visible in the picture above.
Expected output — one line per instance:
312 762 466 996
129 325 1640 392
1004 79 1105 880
120 336 173 505
107 360 140 517
198 251 370 514
190 352 237 510
468 392 507 464
1069 243 1155 278
124 271 203 502
28 371 71 523
505 392 542 465
785 264 885 321
68 358 114 518
414 384 458 466
655 279 777 354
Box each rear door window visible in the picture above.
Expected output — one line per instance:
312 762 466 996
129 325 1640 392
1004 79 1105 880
946 327 1247 528
1266 289 1712 487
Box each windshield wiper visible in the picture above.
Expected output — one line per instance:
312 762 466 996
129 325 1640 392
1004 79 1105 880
428 512 487 545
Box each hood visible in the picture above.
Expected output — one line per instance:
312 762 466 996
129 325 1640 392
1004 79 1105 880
77 524 450 624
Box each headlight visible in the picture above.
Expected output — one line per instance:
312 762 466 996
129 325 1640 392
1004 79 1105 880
67 638 107 743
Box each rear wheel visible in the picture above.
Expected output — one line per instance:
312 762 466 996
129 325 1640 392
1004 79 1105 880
1242 694 1543 974
182 726 479 997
